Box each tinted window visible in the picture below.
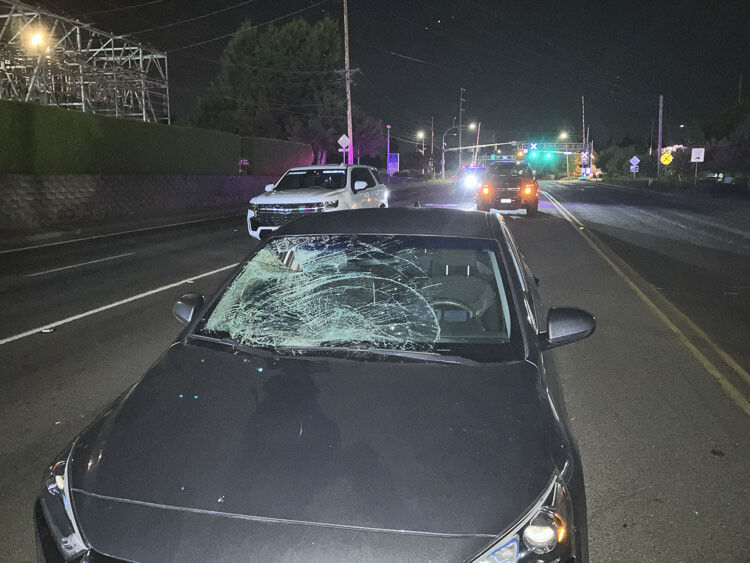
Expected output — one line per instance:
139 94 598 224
351 168 376 188
490 163 531 177
371 170 383 184
197 235 524 363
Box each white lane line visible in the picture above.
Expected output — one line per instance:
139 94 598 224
0 213 245 255
24 252 135 278
0 263 239 346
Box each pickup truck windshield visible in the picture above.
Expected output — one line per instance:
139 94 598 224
275 169 347 191
196 235 524 363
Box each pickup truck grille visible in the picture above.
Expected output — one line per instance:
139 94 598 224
254 203 325 227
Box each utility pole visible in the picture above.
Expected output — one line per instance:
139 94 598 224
657 94 663 181
430 116 434 176
458 87 466 169
649 120 654 156
473 121 481 165
386 124 391 175
342 0 354 164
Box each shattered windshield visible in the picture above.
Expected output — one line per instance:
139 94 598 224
197 235 523 362
275 169 347 191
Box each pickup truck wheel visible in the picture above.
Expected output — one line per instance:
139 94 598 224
477 202 491 212
525 202 539 217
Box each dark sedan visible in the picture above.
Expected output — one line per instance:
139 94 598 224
35 208 594 563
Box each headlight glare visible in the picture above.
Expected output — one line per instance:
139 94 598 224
522 510 558 554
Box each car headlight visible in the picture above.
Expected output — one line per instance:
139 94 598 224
464 175 478 188
38 443 88 560
248 203 257 217
324 200 339 209
472 473 574 562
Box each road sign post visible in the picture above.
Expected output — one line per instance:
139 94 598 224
691 147 705 185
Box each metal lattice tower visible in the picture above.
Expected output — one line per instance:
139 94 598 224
0 0 169 123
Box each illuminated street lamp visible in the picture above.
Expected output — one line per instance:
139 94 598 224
416 130 425 152
26 29 47 52
468 122 477 130
559 131 568 140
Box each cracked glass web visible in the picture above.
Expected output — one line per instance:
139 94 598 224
204 235 512 351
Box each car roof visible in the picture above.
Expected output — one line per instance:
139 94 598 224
287 164 376 172
272 208 497 239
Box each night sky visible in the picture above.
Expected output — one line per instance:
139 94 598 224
43 0 750 145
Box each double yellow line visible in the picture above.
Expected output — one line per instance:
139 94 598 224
543 190 750 416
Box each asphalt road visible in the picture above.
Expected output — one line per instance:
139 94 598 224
1 181 749 562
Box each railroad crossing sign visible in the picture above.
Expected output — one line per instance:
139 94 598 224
660 152 673 165
629 156 640 166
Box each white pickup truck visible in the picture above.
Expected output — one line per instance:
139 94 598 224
247 164 389 239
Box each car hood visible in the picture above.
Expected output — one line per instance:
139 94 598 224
251 188 346 204
70 344 563 562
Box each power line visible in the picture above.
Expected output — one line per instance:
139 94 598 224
127 0 258 35
170 0 331 52
171 51 342 75
76 0 164 17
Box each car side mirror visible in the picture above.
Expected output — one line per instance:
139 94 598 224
353 180 368 192
264 183 275 192
539 307 596 350
173 293 204 326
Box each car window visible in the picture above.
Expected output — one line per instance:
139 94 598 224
351 168 376 188
490 163 530 177
275 169 347 190
371 170 384 184
197 235 524 363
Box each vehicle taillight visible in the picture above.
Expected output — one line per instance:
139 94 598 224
523 184 536 195
482 185 490 195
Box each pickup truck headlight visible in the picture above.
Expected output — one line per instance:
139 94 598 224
472 473 574 562
248 203 257 217
38 443 88 560
324 200 339 209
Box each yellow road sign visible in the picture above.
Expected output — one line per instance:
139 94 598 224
660 152 673 165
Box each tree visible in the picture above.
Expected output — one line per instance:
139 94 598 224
193 18 345 162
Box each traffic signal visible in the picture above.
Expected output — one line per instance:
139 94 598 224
545 152 552 159
529 151 538 159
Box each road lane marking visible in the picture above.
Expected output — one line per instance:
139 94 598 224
542 190 750 416
0 213 245 255
24 252 135 278
0 263 239 346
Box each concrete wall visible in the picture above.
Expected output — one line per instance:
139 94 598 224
0 174 275 231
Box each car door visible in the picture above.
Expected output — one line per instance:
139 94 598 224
369 169 388 207
349 167 378 208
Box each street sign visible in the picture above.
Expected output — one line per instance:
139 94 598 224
691 148 705 163
581 152 588 164
387 152 399 175
338 134 350 149
630 164 639 173
660 152 673 165
629 156 640 166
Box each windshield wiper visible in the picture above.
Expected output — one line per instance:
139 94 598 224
279 342 477 365
187 333 276 358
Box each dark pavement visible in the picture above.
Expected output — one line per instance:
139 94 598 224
1 180 749 562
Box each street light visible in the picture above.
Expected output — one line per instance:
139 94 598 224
468 122 477 130
416 131 425 152
25 28 48 52
559 131 568 140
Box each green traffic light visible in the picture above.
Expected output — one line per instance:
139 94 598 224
545 152 552 159
530 151 538 158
